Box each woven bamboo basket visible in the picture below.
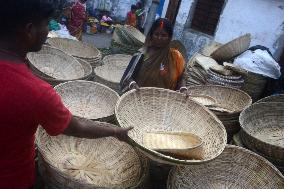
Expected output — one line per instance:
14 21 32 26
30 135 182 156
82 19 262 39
241 71 268 102
47 38 102 68
54 81 119 122
115 87 227 165
30 58 93 87
143 132 203 160
167 145 284 189
236 131 284 167
93 54 132 93
124 25 145 46
234 131 284 174
188 85 252 142
27 45 85 80
36 120 149 189
239 102 284 163
211 33 251 62
200 41 223 57
256 94 284 103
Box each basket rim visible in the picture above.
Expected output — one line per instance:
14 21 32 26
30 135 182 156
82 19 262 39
188 85 252 113
255 94 284 104
239 102 284 150
211 33 251 61
27 45 87 80
47 37 101 59
167 144 284 188
54 80 120 120
115 87 227 165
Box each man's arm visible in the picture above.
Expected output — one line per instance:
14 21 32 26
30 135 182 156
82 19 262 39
63 116 133 142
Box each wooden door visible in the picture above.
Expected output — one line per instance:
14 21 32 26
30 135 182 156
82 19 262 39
165 0 182 24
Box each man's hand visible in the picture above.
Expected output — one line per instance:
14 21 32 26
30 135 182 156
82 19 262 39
113 127 134 142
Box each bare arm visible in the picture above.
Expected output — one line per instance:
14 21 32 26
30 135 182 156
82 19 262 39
63 116 133 141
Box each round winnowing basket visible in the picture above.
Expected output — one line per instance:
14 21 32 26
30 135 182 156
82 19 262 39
54 81 119 122
123 25 145 45
211 33 251 62
167 145 284 189
188 85 252 142
93 54 132 92
36 120 149 189
27 45 84 79
115 87 227 165
239 102 284 162
31 58 93 86
256 94 284 104
47 38 102 67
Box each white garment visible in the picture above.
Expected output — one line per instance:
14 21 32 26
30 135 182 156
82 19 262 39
234 49 281 79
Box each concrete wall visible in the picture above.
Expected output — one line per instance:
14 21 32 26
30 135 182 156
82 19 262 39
175 0 284 60
215 0 284 59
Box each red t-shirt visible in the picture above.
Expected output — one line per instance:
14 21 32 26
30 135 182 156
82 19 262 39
0 60 72 189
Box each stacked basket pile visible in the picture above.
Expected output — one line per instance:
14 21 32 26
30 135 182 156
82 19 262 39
188 85 252 142
36 119 150 189
47 38 102 68
27 45 93 86
186 34 269 102
237 95 284 174
93 54 132 93
112 25 145 55
186 53 245 89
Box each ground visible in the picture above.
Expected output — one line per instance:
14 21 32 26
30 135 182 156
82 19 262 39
82 33 112 49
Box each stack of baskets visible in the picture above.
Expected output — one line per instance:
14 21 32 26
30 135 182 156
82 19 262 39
238 96 284 173
188 85 252 142
167 145 284 189
94 54 132 93
186 53 244 89
36 119 150 189
47 38 102 68
112 25 145 54
54 81 119 123
27 45 93 86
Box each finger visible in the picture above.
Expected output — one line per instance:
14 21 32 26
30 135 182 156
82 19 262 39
125 127 134 132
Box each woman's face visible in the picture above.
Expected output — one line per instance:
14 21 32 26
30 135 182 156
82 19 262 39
151 28 170 48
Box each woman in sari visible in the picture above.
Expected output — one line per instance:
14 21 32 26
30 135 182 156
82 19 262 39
120 18 187 93
68 0 87 40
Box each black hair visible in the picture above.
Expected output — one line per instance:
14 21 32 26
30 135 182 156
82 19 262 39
0 0 55 36
147 18 173 39
131 5 137 10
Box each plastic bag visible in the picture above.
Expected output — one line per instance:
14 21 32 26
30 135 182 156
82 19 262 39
233 49 281 79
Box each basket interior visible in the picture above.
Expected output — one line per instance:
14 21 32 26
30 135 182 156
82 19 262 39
36 125 142 188
55 81 119 120
27 46 85 80
47 38 100 58
240 102 284 148
116 88 227 163
188 85 252 113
